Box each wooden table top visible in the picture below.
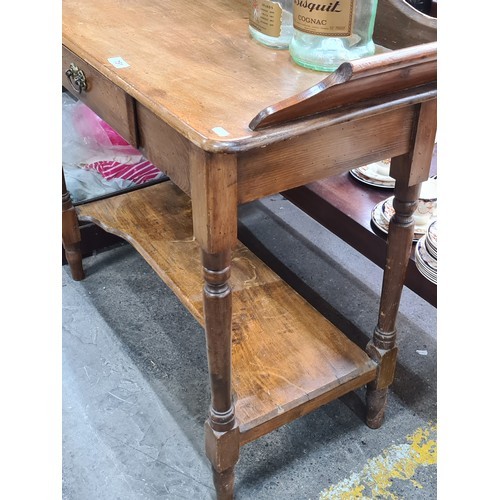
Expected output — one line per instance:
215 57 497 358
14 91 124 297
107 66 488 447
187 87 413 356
62 0 328 148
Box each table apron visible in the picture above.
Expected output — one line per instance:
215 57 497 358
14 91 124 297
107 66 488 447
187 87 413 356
236 104 417 204
135 101 420 207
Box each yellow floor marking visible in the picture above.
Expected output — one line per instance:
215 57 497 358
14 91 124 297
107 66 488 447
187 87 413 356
319 423 437 499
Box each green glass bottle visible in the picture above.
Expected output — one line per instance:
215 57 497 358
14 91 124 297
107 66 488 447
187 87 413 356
249 0 294 49
289 0 379 72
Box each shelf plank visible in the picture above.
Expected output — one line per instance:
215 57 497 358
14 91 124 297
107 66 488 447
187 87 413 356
77 182 377 445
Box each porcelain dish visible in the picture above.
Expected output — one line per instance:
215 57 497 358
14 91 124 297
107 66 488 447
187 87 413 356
350 160 395 189
415 235 437 284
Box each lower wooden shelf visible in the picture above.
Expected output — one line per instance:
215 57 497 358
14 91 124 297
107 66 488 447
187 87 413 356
77 181 377 446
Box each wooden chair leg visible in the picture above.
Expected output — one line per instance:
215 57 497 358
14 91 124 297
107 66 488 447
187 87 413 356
202 250 239 499
62 170 84 281
366 181 421 428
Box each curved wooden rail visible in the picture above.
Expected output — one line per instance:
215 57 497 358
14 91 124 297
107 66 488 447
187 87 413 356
249 42 437 130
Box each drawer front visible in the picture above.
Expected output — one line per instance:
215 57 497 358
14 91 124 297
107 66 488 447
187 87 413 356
62 45 138 148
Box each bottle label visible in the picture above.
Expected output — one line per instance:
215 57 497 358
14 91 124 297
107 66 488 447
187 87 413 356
293 0 355 37
249 1 283 38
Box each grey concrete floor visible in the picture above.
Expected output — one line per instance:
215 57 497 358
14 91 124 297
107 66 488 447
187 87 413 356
62 193 437 500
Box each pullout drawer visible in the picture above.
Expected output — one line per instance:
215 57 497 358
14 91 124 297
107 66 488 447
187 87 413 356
62 45 138 148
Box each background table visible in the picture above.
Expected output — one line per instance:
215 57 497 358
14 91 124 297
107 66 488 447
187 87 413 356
283 145 438 307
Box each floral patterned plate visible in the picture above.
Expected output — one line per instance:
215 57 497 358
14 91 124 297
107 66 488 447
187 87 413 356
370 199 420 242
381 196 434 237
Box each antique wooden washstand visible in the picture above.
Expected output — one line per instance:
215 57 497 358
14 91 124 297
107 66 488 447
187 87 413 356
62 0 437 497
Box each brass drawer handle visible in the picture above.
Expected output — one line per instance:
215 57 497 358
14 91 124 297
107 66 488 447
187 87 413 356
65 63 87 93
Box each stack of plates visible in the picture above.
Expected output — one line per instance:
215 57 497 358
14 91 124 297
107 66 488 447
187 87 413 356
415 220 437 284
426 220 437 259
350 160 395 189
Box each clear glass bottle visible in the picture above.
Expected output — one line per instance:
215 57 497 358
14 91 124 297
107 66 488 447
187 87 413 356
289 0 379 72
249 0 294 49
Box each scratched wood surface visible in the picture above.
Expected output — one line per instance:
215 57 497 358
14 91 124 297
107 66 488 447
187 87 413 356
77 182 377 444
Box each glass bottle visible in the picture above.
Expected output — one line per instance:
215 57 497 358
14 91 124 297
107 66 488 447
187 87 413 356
249 0 294 49
289 0 379 72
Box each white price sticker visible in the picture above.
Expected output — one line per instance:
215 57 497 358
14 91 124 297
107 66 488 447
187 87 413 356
108 57 130 69
212 127 230 137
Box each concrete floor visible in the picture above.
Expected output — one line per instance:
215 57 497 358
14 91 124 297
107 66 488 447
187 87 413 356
62 193 437 500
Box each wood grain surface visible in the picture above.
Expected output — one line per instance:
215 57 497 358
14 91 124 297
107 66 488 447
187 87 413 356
62 0 325 148
77 182 377 444
237 103 416 204
63 0 436 151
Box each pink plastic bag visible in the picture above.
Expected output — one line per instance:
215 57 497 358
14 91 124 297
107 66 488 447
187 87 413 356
72 102 138 155
63 94 164 184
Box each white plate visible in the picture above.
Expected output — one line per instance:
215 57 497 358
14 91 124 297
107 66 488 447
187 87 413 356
359 161 394 182
416 235 437 272
416 261 437 284
425 238 437 260
427 220 438 251
416 259 437 284
415 240 437 284
425 242 437 260
349 168 395 189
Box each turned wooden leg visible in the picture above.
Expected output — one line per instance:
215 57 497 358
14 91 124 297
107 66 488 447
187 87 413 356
366 99 436 428
202 250 239 500
189 150 239 499
62 170 84 281
366 181 421 428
